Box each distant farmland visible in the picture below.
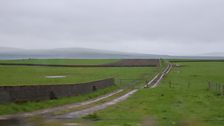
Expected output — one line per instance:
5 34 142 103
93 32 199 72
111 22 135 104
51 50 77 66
0 59 159 115
0 59 119 65
0 65 156 86
0 59 160 86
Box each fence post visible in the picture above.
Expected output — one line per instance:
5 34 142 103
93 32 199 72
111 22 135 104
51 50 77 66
221 85 224 96
222 85 224 96
188 81 191 88
208 81 211 90
216 83 218 91
218 84 219 93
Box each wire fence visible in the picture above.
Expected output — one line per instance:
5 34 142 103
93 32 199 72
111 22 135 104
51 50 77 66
208 82 224 96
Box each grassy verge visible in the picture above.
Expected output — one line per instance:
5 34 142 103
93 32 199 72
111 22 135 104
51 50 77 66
84 62 224 126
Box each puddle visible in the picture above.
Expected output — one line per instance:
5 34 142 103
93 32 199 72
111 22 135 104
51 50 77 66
45 76 66 78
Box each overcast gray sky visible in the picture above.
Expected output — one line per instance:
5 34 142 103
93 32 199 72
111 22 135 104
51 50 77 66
0 0 224 55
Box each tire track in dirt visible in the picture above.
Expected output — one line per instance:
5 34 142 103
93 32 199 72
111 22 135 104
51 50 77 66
0 63 172 122
0 89 123 120
51 64 173 120
54 89 138 119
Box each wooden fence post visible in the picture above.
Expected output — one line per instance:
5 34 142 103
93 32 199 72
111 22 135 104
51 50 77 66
208 81 211 90
223 85 224 96
188 81 191 88
218 84 220 93
221 85 224 96
216 83 218 91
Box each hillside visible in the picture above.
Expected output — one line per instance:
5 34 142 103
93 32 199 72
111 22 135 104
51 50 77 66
0 47 224 60
0 47 167 59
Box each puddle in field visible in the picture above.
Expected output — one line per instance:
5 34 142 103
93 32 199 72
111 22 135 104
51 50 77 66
45 76 66 78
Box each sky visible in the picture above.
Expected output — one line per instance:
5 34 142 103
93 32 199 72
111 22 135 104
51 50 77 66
0 0 224 56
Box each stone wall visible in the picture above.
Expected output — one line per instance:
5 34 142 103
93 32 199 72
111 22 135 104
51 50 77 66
0 78 114 104
106 59 160 67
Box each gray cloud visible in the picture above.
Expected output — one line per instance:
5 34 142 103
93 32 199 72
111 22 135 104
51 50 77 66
0 0 224 55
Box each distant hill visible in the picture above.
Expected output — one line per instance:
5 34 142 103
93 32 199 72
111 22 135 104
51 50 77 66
0 47 224 60
200 52 224 57
0 47 168 59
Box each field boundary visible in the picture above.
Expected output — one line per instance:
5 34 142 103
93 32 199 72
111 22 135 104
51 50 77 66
208 82 224 96
0 59 160 67
0 78 114 104
170 59 224 62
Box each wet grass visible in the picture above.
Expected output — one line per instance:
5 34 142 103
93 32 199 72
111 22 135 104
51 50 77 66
87 62 224 126
0 66 156 86
0 66 157 115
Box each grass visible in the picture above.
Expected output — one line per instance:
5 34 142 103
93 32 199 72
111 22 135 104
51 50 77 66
0 66 156 86
0 59 119 65
0 65 157 115
83 62 224 126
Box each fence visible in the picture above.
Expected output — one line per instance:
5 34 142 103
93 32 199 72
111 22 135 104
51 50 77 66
208 82 224 96
167 81 192 88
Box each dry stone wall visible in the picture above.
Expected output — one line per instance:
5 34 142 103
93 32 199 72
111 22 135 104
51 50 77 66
0 78 114 104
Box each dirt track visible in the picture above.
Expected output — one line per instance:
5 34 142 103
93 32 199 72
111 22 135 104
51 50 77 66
0 89 123 120
50 64 173 120
54 89 138 119
0 63 172 123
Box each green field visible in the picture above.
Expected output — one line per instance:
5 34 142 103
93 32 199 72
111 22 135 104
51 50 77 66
0 64 157 115
0 59 119 65
0 65 157 86
83 62 224 126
